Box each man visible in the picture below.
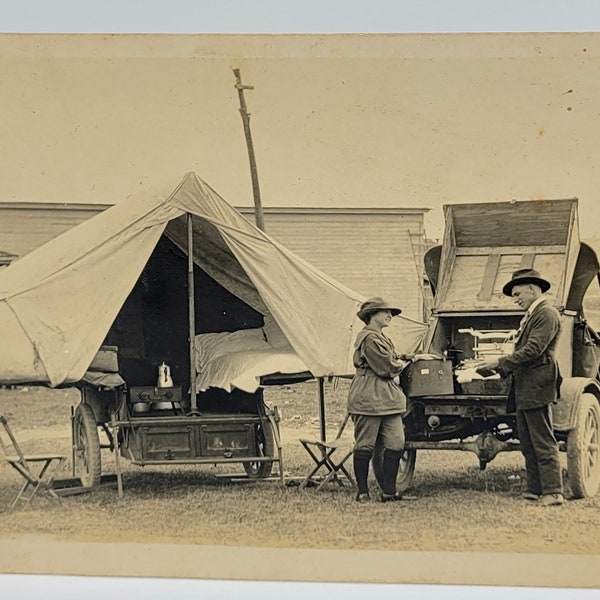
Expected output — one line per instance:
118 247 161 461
478 268 564 506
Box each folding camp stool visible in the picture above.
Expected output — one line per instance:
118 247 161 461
0 415 66 510
299 413 355 491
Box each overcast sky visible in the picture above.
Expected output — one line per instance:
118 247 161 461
2 29 600 244
2 2 600 246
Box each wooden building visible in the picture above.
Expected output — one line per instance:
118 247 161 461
0 202 109 261
0 202 430 320
237 207 430 320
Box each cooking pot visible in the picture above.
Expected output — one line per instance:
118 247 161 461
132 402 150 414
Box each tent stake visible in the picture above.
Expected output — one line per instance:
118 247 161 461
187 212 199 414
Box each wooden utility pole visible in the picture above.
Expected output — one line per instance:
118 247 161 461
233 68 265 231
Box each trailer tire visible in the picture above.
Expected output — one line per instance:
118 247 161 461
74 403 102 487
372 435 417 493
244 421 274 479
567 393 600 499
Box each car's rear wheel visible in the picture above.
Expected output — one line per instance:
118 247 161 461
567 393 600 499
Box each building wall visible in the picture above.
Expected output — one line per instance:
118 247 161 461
0 203 109 259
238 208 427 320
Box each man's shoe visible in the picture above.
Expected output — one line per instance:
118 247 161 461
380 492 417 502
522 492 540 501
355 492 371 503
537 493 564 506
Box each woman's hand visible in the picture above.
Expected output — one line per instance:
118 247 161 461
392 359 409 370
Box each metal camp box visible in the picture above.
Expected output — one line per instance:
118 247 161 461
401 359 454 397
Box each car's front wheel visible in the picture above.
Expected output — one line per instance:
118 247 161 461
372 434 417 493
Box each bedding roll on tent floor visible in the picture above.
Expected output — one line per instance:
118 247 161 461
0 172 427 496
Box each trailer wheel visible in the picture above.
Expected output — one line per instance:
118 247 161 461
244 421 274 479
372 435 417 493
567 393 600 499
74 403 102 487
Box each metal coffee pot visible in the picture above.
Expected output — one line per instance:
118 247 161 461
157 362 174 388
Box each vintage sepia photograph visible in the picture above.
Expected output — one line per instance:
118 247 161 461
1 2 599 598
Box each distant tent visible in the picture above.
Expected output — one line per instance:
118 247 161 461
0 172 428 388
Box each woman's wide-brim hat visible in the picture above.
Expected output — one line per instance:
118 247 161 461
357 297 402 323
502 268 551 296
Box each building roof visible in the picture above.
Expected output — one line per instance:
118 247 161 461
0 202 428 215
0 201 111 211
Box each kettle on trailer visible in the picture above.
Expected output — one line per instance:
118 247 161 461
157 362 174 388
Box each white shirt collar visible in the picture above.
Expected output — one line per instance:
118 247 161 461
526 296 546 315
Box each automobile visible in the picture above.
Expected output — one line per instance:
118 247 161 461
374 198 600 499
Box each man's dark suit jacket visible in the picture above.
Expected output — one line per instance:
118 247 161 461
498 298 562 411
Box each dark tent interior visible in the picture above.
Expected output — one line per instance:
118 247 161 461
104 236 264 412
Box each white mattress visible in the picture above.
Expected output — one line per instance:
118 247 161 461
194 328 308 393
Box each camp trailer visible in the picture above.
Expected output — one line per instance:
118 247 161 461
0 173 379 496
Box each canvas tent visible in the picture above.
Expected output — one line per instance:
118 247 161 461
0 172 427 393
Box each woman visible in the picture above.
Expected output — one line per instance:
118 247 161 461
348 296 415 503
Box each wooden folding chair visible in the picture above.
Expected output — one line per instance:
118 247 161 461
0 415 66 510
299 413 355 491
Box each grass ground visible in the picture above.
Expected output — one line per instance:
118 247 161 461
1 381 599 556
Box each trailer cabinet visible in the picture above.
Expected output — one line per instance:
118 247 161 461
122 416 257 462
138 423 196 461
199 422 255 457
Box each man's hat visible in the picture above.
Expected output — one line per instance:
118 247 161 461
502 268 551 296
357 297 402 323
